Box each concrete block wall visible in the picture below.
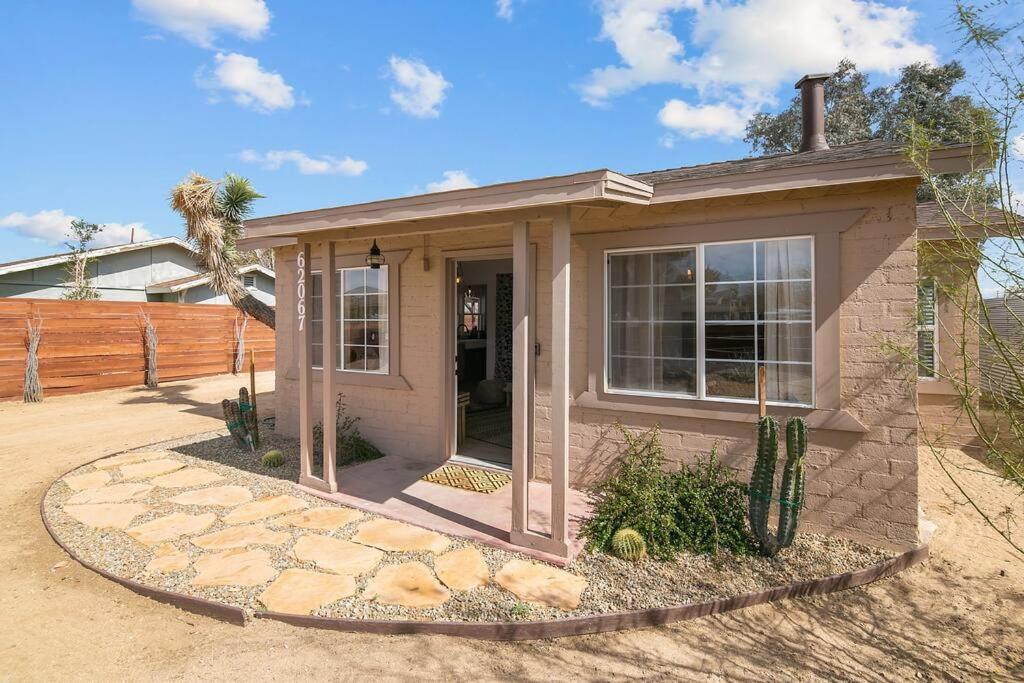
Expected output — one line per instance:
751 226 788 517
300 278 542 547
274 180 923 550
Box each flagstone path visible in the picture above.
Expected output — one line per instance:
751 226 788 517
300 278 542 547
47 447 592 619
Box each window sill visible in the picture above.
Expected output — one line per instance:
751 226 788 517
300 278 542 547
573 390 868 433
285 367 412 391
917 379 959 396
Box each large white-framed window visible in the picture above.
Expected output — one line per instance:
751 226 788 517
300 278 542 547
310 265 390 374
605 236 814 407
917 278 937 378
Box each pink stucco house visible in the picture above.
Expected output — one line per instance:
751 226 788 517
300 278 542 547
239 74 981 560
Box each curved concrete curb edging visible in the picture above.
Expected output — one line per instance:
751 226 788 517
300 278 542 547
41 454 928 641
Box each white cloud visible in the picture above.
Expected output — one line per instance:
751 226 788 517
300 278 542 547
0 210 156 248
497 0 515 20
657 99 750 139
132 0 271 48
1012 133 1024 160
199 52 295 112
581 0 937 139
425 170 479 193
388 56 451 118
240 149 368 176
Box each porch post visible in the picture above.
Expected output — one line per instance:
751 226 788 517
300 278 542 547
320 240 339 492
297 241 315 484
550 207 570 552
511 220 530 535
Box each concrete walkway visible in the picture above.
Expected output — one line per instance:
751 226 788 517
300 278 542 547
0 373 1021 680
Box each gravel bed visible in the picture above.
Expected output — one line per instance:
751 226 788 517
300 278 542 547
43 423 895 623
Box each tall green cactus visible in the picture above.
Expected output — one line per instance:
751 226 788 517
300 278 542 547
748 416 807 556
776 418 807 548
748 416 779 551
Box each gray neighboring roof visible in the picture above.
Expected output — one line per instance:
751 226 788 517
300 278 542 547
917 201 1020 239
0 236 194 277
631 139 908 184
145 263 275 294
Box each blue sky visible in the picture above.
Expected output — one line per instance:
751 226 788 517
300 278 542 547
0 0 1010 266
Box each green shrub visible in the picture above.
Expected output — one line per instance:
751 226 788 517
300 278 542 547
669 447 755 556
261 449 285 468
313 394 384 467
580 425 682 560
610 528 647 561
581 424 755 560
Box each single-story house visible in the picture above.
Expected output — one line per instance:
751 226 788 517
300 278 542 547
239 74 983 558
0 236 275 304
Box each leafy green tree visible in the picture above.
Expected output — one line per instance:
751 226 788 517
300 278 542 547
170 172 275 329
61 218 102 300
744 59 998 200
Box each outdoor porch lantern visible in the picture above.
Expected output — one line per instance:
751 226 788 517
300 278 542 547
366 239 385 269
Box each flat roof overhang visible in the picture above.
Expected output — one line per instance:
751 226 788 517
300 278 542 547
238 170 653 250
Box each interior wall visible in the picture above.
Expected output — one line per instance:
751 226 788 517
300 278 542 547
458 258 513 380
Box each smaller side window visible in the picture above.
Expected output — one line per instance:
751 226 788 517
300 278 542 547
917 278 937 378
243 274 255 288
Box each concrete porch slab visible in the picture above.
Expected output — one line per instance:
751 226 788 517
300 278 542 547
296 454 591 565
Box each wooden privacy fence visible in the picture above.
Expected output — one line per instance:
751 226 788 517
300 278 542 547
0 299 274 400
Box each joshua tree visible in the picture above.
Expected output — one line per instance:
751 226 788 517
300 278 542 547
61 218 102 300
170 172 275 329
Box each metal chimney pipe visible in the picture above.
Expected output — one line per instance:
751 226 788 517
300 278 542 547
795 73 830 152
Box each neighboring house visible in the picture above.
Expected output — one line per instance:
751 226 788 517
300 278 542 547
980 294 1024 400
0 236 275 304
239 73 983 558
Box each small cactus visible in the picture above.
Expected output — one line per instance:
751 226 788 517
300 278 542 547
261 449 285 468
222 399 250 450
611 527 647 561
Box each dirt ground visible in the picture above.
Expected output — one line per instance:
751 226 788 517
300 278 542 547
0 373 1021 682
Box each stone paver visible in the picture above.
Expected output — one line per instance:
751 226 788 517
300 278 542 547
191 524 291 551
351 518 450 554
66 482 154 505
145 543 190 573
92 451 166 470
191 548 278 587
126 512 217 546
494 559 588 610
151 467 224 489
277 506 363 531
258 568 356 615
167 485 253 507
362 562 450 608
64 470 111 491
222 495 308 525
290 534 383 577
62 503 150 529
434 547 489 591
120 458 185 480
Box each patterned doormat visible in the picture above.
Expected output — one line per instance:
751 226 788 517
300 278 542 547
422 464 511 494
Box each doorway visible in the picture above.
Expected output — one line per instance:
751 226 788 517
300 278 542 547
450 257 514 469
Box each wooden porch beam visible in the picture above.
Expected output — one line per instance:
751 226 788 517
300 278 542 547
511 220 530 535
550 206 571 552
320 240 339 492
297 241 316 486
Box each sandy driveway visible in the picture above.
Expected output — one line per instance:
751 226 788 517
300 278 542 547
0 373 1020 681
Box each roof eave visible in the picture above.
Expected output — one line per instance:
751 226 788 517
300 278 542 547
241 170 654 242
648 145 985 205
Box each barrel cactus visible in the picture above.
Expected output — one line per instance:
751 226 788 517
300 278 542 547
611 527 647 561
748 416 807 556
261 449 285 468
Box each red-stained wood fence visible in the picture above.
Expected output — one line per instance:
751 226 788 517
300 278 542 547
0 299 274 400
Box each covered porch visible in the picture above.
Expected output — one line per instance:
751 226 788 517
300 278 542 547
241 170 655 559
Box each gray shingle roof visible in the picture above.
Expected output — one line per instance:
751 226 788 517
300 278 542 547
630 139 906 185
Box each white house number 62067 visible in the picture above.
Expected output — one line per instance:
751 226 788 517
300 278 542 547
296 250 306 332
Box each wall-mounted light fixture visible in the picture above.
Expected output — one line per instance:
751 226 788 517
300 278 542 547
366 239 385 269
